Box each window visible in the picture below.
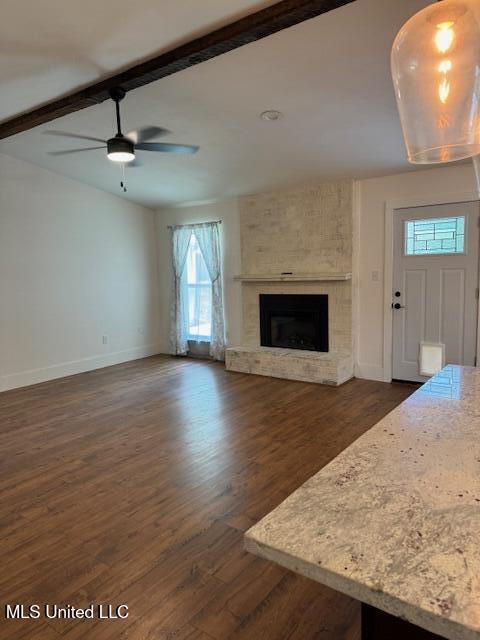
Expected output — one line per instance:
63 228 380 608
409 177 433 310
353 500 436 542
185 233 212 340
404 216 465 255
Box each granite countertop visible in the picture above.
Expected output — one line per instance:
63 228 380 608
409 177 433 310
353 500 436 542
245 366 480 640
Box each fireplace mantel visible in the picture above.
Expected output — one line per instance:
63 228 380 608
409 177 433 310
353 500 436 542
234 273 352 283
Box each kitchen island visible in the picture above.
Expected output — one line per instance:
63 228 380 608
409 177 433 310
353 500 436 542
245 366 480 640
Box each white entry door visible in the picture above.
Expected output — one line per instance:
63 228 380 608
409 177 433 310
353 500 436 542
392 202 479 382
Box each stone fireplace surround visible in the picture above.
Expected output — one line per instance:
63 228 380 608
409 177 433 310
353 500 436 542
225 180 354 386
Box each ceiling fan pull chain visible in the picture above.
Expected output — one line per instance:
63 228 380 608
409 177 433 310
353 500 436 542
121 163 127 192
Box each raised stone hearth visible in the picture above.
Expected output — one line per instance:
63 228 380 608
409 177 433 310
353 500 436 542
226 346 353 386
226 179 354 386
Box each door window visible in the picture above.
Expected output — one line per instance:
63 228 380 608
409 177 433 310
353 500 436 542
404 216 465 256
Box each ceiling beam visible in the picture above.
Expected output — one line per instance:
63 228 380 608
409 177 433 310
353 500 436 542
0 0 356 140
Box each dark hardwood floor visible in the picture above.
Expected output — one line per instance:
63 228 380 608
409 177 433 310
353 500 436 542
0 356 416 640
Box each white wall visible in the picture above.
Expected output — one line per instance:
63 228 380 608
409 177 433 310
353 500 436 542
357 163 478 381
0 153 160 391
155 199 242 353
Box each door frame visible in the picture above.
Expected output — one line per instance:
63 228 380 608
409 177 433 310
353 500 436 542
383 191 480 382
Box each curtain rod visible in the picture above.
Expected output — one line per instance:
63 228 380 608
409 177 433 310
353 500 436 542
167 220 222 229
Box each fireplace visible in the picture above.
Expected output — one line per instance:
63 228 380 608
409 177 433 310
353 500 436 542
259 294 329 352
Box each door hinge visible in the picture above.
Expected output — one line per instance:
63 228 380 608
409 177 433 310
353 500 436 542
475 356 478 367
476 288 479 300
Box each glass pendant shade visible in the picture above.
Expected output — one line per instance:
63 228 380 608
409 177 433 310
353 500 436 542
391 0 480 164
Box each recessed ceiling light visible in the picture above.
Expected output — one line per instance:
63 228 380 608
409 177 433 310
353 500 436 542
260 110 283 121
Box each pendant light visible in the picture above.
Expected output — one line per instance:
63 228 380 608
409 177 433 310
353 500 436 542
391 0 480 165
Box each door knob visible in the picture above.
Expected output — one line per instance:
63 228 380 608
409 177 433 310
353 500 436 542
393 303 405 310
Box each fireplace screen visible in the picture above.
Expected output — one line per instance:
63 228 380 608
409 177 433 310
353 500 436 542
259 294 328 352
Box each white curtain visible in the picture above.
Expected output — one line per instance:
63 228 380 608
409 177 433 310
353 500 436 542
170 221 226 361
193 222 226 361
170 225 193 355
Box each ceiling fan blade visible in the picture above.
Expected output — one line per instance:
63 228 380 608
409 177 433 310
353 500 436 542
127 157 143 167
136 142 199 154
48 146 106 156
44 130 106 144
126 126 170 144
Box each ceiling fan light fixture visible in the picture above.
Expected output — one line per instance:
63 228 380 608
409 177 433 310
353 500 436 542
107 136 135 163
107 151 136 163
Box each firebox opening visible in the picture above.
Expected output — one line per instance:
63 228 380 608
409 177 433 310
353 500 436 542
259 294 329 353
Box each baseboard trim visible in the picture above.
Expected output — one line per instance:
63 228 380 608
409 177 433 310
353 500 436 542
355 362 388 382
0 344 163 392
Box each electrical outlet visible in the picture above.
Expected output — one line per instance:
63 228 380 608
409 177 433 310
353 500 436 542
102 335 108 345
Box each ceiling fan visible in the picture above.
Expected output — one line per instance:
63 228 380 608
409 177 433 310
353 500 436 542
44 87 199 189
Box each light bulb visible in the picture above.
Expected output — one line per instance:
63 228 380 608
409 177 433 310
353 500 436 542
438 60 452 73
439 77 451 104
435 21 455 53
438 59 453 105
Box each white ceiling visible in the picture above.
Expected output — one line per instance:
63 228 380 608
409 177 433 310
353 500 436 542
0 0 434 209
0 0 277 121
